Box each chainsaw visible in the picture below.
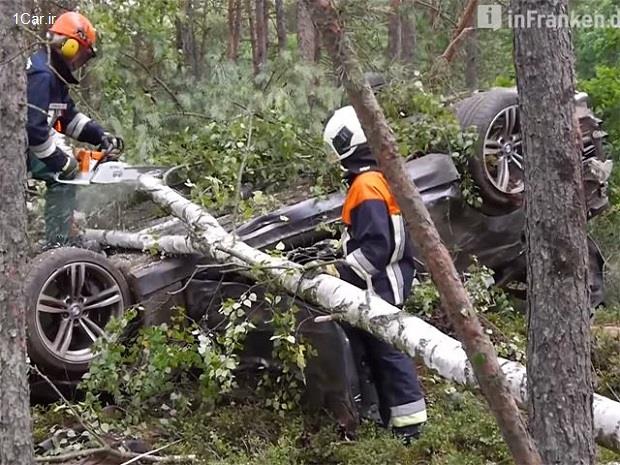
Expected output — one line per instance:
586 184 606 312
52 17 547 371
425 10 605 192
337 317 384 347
54 148 167 186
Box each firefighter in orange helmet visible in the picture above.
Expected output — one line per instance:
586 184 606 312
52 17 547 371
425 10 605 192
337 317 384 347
26 12 123 246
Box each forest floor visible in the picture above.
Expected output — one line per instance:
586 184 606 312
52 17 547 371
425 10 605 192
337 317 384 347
31 305 620 465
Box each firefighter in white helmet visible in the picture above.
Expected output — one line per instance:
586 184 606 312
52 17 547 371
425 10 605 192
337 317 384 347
323 105 427 443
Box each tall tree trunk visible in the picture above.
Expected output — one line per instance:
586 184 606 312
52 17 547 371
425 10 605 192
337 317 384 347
262 0 270 55
275 0 287 51
297 0 318 62
513 1 595 464
254 0 268 72
464 28 479 90
246 0 261 75
227 0 242 61
303 1 542 464
400 0 416 63
0 0 35 463
387 0 402 60
177 0 202 79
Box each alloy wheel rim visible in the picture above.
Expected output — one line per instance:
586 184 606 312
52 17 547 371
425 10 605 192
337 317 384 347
35 262 124 364
483 104 525 195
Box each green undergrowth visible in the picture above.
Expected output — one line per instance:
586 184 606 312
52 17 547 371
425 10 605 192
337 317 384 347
31 271 620 464
32 377 620 464
32 378 514 465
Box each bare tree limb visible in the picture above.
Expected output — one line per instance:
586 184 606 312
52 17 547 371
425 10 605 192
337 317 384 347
439 26 474 63
414 0 457 26
84 184 620 452
302 1 542 463
435 0 478 64
119 51 185 111
34 441 195 464
31 365 107 448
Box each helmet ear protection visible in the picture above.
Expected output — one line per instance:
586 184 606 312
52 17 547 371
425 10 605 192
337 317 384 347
60 37 80 58
46 32 81 59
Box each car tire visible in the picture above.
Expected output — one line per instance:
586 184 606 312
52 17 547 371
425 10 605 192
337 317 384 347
455 89 524 214
25 247 132 378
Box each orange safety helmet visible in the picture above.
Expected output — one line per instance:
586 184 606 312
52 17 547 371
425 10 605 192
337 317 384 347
49 12 97 54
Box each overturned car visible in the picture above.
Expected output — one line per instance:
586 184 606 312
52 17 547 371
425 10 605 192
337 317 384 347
27 88 612 422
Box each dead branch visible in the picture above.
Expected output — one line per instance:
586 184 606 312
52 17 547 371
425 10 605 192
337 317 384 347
303 0 542 463
119 52 185 111
34 441 195 464
32 365 106 448
434 0 478 64
440 26 474 63
84 180 620 452
413 0 457 26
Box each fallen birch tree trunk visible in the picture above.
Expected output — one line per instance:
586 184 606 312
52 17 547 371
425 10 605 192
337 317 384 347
83 229 199 255
84 174 620 452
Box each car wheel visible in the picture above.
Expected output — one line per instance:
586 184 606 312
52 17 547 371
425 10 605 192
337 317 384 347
25 247 132 377
455 89 524 214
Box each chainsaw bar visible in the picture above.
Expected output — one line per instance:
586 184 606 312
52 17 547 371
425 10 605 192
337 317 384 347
90 162 168 184
55 162 168 185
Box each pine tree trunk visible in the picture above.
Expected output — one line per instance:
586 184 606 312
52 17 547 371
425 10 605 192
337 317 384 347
513 1 595 463
254 0 268 72
246 0 261 75
464 28 479 90
275 0 287 51
400 0 416 63
387 0 402 60
0 0 35 463
297 0 318 62
302 1 542 463
262 0 270 55
178 0 202 79
227 0 242 61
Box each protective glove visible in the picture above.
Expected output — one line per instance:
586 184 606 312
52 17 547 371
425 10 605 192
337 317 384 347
303 260 340 279
58 156 79 180
100 132 124 159
42 148 78 180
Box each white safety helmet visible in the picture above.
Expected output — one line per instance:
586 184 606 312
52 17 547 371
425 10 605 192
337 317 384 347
323 105 368 160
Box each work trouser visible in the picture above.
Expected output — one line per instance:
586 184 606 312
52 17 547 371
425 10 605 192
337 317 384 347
28 154 77 247
344 325 426 428
337 265 427 429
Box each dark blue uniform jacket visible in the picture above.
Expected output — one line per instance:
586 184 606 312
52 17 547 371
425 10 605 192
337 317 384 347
26 48 104 165
340 169 417 306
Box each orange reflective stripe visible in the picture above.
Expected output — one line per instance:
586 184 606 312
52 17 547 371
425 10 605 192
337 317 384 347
342 171 401 225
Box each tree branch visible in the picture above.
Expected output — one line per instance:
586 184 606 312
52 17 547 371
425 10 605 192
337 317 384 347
439 26 474 63
303 1 542 464
434 0 478 64
34 441 195 464
84 179 620 452
119 52 185 111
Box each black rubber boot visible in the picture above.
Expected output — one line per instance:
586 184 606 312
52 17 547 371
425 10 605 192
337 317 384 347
393 423 424 445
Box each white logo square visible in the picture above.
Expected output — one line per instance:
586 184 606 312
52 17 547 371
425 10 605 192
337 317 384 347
477 4 503 30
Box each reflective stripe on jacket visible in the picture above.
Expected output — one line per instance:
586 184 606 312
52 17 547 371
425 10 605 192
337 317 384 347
341 170 416 306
